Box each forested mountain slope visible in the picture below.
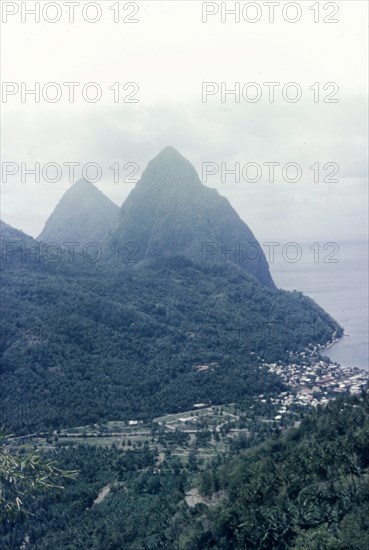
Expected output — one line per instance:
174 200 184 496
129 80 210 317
1 245 340 432
1 391 368 549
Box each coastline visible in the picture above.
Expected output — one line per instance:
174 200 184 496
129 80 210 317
318 336 342 354
271 239 369 374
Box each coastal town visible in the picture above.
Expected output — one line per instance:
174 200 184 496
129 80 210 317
261 342 368 420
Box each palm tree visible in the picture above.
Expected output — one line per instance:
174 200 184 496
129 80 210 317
0 429 77 521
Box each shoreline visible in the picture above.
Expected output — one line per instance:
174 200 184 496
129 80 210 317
321 334 368 373
319 337 341 353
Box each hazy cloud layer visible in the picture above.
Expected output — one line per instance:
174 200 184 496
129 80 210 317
1 1 367 243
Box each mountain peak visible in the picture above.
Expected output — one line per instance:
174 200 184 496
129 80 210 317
71 177 95 189
154 146 187 162
65 178 105 197
158 145 182 156
136 146 201 195
37 179 119 244
111 148 276 288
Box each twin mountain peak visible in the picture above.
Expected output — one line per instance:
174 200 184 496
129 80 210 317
36 147 275 288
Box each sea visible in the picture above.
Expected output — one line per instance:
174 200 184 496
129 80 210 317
267 240 369 372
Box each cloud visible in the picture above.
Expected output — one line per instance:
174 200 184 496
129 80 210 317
1 1 367 242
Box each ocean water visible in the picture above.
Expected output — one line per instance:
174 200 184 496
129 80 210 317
268 240 369 371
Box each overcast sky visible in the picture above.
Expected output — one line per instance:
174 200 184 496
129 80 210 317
1 0 368 243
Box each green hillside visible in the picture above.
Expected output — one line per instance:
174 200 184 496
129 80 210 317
1 252 340 433
1 391 368 549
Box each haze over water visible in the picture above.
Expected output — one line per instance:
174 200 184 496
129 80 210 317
268 240 369 372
